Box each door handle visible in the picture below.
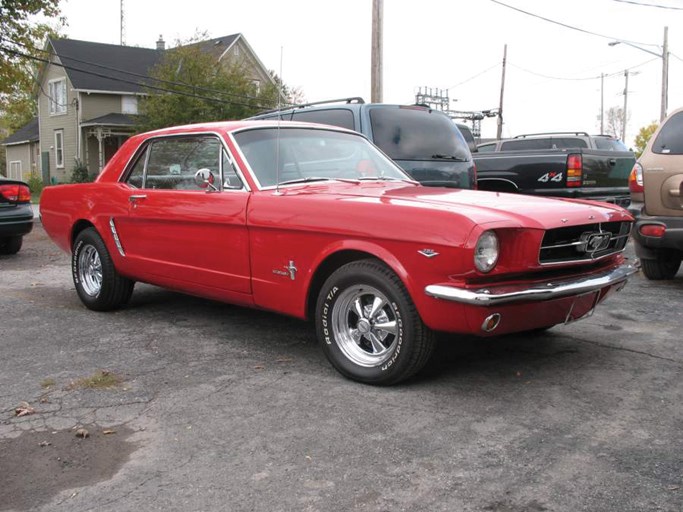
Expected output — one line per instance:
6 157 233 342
129 194 147 202
609 159 617 166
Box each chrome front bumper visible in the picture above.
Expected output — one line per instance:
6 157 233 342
425 263 639 306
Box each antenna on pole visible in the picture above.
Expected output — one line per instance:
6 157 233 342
275 46 283 195
120 0 126 46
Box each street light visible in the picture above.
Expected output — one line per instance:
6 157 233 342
608 26 669 122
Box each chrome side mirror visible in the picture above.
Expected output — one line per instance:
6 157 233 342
194 168 218 191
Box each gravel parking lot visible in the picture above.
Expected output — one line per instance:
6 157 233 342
1 223 681 512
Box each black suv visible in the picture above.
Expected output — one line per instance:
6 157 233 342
248 98 477 189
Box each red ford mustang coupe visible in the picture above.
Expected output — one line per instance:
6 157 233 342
40 121 637 385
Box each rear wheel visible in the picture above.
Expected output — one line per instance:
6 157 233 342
315 259 435 385
72 228 134 311
0 236 22 255
640 250 682 280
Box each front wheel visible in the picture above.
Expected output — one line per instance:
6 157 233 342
315 260 435 385
72 228 134 311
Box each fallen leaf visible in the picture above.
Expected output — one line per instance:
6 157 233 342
15 401 35 417
275 357 293 363
102 429 116 435
75 428 89 438
254 365 265 370
39 441 51 447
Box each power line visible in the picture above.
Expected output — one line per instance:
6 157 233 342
0 36 283 108
489 0 661 48
510 57 659 81
612 0 683 10
445 63 499 90
0 44 273 111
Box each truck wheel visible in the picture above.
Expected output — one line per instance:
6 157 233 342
0 236 22 255
640 250 682 280
72 228 134 311
315 259 435 385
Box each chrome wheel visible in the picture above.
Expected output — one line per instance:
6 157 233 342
78 244 102 297
331 285 399 367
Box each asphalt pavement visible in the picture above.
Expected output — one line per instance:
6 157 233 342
0 223 681 512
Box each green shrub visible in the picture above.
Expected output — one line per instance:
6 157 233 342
27 172 43 194
70 159 92 183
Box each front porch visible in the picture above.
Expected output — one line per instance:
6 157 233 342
81 113 136 174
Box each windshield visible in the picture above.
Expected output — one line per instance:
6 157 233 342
233 127 412 188
369 106 471 161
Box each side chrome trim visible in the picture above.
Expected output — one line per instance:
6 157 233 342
109 218 125 257
425 263 639 306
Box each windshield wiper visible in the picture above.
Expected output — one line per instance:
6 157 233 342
358 176 419 184
431 153 469 162
277 176 332 186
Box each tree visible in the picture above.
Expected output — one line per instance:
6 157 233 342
634 121 658 158
605 106 631 141
0 1 64 131
137 37 303 132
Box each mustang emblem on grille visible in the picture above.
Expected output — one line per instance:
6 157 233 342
578 232 612 254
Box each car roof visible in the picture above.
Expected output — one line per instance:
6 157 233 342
142 119 360 137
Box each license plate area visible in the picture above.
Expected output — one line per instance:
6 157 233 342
564 290 601 325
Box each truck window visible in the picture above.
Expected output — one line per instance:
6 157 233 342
552 138 588 149
500 139 551 150
291 109 355 130
594 138 628 151
477 143 497 153
369 107 470 161
652 112 683 154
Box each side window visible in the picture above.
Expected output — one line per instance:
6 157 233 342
144 136 222 190
222 150 244 189
291 109 355 130
126 147 147 188
653 112 683 154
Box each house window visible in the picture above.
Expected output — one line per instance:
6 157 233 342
122 95 138 114
251 80 261 94
234 45 240 56
48 78 67 115
9 161 22 180
54 130 64 168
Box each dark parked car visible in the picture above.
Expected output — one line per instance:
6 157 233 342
0 177 34 255
249 98 477 189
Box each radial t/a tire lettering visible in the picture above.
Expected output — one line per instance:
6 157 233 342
72 227 134 311
315 259 435 385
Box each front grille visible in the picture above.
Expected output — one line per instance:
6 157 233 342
539 221 631 265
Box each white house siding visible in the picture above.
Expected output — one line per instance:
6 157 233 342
80 93 126 121
5 142 40 182
38 55 78 183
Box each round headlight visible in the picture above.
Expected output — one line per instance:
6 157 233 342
474 231 499 273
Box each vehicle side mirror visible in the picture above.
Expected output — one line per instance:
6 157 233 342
194 168 218 191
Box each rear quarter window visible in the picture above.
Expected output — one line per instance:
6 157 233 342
652 111 683 154
500 138 551 151
290 109 355 130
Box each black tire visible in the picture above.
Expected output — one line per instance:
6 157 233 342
72 228 134 311
640 250 682 280
0 236 22 255
315 259 435 385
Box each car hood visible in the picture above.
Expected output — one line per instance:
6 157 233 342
282 182 633 229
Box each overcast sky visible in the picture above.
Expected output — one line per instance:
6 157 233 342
59 0 683 145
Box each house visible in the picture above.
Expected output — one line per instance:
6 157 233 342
2 117 39 181
2 33 275 183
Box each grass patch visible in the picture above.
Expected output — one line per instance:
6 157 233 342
67 370 123 390
40 378 56 389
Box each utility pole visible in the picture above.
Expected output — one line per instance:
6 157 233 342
496 44 507 140
600 73 605 134
371 0 383 103
622 70 629 142
660 26 668 121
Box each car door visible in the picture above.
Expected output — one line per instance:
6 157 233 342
643 110 683 217
115 134 251 294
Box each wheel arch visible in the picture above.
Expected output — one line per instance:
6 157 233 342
304 243 413 321
477 178 519 193
71 219 97 249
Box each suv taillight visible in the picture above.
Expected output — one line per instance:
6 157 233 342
566 153 582 187
471 163 478 190
0 184 31 203
628 162 644 193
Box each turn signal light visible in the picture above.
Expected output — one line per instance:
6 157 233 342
0 184 31 203
639 224 666 237
566 153 582 188
628 163 644 193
